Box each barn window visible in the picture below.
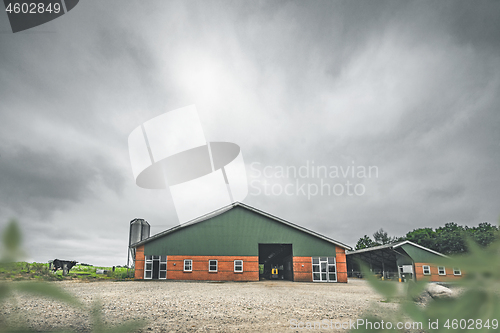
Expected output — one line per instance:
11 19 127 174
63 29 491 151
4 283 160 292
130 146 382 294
159 256 167 279
453 267 461 276
209 260 218 272
184 259 192 272
144 255 153 279
234 260 243 272
312 257 336 282
422 265 431 275
438 266 446 275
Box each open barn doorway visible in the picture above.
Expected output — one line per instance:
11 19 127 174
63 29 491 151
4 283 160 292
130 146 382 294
258 244 293 281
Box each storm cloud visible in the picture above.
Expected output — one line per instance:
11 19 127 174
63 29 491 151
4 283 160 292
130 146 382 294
0 0 499 265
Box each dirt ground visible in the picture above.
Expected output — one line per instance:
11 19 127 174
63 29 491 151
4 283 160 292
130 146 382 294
1 279 406 332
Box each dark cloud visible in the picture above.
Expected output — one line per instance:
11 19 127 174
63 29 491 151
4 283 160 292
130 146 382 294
0 0 499 264
0 145 124 218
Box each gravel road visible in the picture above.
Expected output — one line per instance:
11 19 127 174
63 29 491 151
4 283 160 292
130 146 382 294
1 279 402 332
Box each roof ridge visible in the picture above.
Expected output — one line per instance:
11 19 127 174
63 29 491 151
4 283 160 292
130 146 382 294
130 201 352 250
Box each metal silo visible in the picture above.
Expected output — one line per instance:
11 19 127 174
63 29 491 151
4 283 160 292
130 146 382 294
129 218 150 245
127 218 150 268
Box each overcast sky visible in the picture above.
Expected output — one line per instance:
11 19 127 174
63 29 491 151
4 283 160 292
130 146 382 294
0 0 499 266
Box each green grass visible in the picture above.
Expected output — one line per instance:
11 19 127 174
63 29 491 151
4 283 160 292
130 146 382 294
0 262 135 281
66 265 133 280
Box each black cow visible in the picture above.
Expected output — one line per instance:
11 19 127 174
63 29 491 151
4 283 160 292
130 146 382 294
50 259 78 276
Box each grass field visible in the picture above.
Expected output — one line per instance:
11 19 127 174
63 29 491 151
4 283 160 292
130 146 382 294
0 262 135 281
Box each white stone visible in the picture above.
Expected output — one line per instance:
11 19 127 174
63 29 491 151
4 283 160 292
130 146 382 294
426 283 453 298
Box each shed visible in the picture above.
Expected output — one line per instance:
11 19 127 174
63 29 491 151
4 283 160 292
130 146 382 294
346 241 463 282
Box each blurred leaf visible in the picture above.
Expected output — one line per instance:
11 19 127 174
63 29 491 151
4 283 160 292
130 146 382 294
91 300 104 333
13 282 82 308
355 219 500 333
0 282 11 303
1 220 24 262
405 280 428 300
0 220 147 333
3 220 21 252
91 300 145 333
1 328 73 333
401 300 427 323
423 290 498 333
98 321 146 333
358 261 397 300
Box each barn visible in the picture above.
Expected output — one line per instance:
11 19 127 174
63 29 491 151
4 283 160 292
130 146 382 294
346 241 463 282
129 202 351 282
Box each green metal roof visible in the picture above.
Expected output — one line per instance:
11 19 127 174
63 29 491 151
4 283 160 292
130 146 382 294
346 241 447 272
346 240 447 262
398 243 446 262
130 202 351 256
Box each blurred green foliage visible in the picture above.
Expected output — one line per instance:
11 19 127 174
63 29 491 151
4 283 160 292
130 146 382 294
353 225 500 332
0 219 145 333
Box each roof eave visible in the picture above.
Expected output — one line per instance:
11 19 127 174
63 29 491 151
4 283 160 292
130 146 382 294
394 240 449 258
346 240 449 258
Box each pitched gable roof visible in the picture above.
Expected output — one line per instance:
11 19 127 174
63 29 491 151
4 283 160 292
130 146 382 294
130 202 352 250
346 240 447 258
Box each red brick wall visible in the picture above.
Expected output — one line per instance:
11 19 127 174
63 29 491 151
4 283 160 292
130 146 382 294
134 245 145 280
166 255 259 281
414 262 464 282
135 252 350 283
336 247 348 283
293 257 312 282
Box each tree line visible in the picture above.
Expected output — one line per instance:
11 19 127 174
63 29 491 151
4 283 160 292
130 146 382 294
355 222 499 255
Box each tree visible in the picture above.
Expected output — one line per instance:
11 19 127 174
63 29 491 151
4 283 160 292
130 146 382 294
373 228 397 245
466 222 499 247
355 235 377 250
355 229 401 250
355 222 499 255
435 222 466 254
405 227 436 251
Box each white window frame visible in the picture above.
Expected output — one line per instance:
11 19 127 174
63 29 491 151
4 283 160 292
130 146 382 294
184 259 192 272
422 265 431 275
453 267 461 276
438 266 446 276
234 260 243 273
144 255 153 279
159 256 167 279
312 257 337 282
209 260 218 272
145 255 167 279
